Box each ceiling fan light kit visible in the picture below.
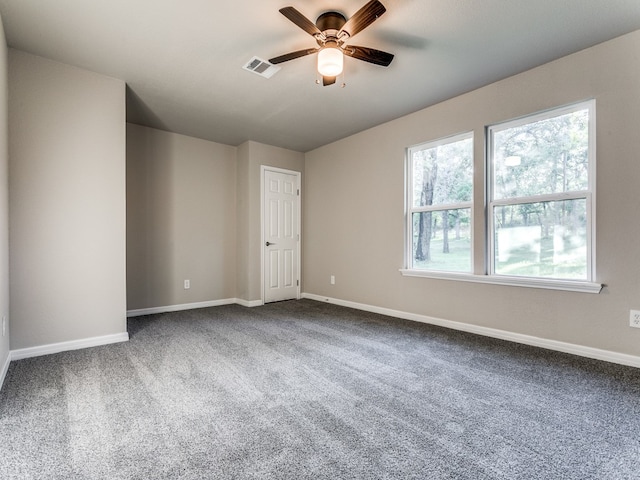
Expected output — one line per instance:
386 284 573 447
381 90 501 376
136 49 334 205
269 0 394 86
317 46 343 77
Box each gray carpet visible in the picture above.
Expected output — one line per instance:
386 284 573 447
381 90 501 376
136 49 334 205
1 299 639 479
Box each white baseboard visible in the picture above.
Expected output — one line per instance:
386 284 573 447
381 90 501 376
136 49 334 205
235 298 263 308
0 350 10 390
127 298 263 317
10 332 129 361
127 299 235 317
302 293 640 369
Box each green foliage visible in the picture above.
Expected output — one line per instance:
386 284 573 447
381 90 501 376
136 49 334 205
493 109 589 200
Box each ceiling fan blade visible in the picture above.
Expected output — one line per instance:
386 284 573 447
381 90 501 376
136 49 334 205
269 48 319 65
279 7 322 36
343 45 394 67
322 76 336 86
339 0 386 39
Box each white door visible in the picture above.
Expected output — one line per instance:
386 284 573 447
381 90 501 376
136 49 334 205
263 168 300 303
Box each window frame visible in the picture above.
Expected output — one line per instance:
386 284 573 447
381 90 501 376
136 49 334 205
401 100 602 294
405 131 474 274
486 100 597 283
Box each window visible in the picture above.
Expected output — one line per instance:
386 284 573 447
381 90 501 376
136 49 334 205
488 101 595 281
406 133 473 273
403 100 600 292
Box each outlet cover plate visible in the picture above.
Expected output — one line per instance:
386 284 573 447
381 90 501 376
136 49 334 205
630 310 640 328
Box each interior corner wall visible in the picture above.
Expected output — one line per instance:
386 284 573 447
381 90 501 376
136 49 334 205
0 15 9 384
126 123 237 311
303 30 640 357
236 141 304 304
8 49 127 350
236 141 251 301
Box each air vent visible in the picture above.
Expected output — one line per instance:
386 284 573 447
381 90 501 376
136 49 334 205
243 57 281 79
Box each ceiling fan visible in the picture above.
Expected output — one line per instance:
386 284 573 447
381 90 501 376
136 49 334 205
269 0 394 86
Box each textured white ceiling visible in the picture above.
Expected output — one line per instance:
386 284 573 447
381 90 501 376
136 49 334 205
1 0 639 152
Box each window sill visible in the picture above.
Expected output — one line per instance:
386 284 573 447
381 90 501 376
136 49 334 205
399 269 602 294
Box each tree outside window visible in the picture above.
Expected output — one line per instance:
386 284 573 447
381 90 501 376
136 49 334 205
407 133 473 273
488 101 594 280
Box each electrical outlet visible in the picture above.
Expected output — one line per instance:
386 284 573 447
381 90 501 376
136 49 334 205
330 275 335 285
630 310 640 328
184 279 190 290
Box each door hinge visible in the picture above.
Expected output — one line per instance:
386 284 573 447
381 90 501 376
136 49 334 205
297 189 300 196
297 280 299 286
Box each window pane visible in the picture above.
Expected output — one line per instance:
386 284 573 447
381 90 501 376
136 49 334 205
412 208 471 272
412 136 473 207
493 199 587 279
493 109 589 200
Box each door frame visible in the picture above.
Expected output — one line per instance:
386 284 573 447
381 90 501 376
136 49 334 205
260 165 302 304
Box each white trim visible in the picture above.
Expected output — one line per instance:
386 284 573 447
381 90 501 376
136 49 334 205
0 350 10 391
301 293 639 368
399 268 602 294
127 298 263 316
406 132 475 273
408 130 475 152
10 332 129 361
235 298 263 308
261 166 302 304
261 166 265 304
490 191 588 207
487 100 596 281
127 298 238 317
588 101 597 281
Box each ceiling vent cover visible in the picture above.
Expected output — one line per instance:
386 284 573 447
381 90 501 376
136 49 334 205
243 57 281 78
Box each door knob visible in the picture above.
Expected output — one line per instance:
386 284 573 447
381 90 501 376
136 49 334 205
266 241 276 246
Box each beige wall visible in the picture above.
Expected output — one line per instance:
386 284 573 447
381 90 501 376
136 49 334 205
126 124 237 310
0 16 8 376
236 141 304 303
8 50 126 349
127 133 303 310
235 142 251 301
304 31 640 357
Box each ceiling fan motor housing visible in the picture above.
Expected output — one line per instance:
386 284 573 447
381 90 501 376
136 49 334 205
316 11 347 33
